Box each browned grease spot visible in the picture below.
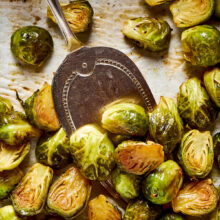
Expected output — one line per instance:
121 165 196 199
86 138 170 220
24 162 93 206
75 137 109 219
33 15 41 25
22 87 30 91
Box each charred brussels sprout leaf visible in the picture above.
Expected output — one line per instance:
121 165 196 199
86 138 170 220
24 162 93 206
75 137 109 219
112 167 141 200
158 212 185 220
142 160 183 205
215 0 220 17
70 124 115 181
115 140 164 175
102 102 148 136
170 0 214 28
213 133 220 169
122 17 171 52
181 25 220 66
178 130 214 178
47 166 91 219
145 0 171 6
47 1 93 33
172 179 218 216
36 128 70 169
178 77 217 129
25 82 60 132
0 97 13 115
12 163 53 216
0 142 30 171
149 97 184 153
204 68 220 108
11 26 53 66
124 199 161 220
0 205 20 220
0 168 23 199
88 194 121 220
0 111 41 146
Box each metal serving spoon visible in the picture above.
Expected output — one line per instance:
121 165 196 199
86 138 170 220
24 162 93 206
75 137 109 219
47 0 156 204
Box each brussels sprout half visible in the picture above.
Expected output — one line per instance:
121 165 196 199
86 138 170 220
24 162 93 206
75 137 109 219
204 68 220 108
112 167 141 200
0 168 23 199
181 25 220 67
124 199 161 220
145 0 171 6
25 82 60 132
216 0 220 17
12 163 53 216
36 128 71 169
149 96 184 153
170 0 214 28
178 130 214 178
11 26 53 66
115 140 164 175
142 160 183 205
172 179 218 216
213 132 220 169
47 1 93 33
88 195 121 220
0 96 13 115
70 124 115 181
158 212 185 220
122 17 171 52
0 142 30 172
47 166 91 219
178 77 218 129
0 205 20 220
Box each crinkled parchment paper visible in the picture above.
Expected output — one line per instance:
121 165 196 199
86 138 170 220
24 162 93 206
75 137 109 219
0 0 220 219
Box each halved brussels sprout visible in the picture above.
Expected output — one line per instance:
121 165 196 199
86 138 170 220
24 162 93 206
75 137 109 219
36 128 70 169
145 0 171 6
213 132 220 169
25 82 60 132
112 167 141 200
11 26 53 66
12 163 53 216
0 168 23 199
0 142 30 171
215 0 220 17
0 111 41 146
158 212 185 220
181 25 220 67
115 140 164 175
47 166 91 219
102 102 148 136
88 194 121 220
124 199 161 220
122 17 171 52
178 129 214 178
47 1 93 33
149 97 184 153
178 77 218 129
204 68 220 108
0 96 13 115
0 205 20 220
142 160 183 205
170 0 214 28
172 179 218 216
70 124 115 181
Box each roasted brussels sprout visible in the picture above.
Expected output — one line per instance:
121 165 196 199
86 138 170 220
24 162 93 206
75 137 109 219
158 212 185 220
172 179 218 216
122 17 171 52
11 26 53 66
109 133 132 146
215 0 220 17
70 124 115 181
88 194 121 220
0 111 41 146
170 0 214 28
0 96 13 115
181 25 220 66
178 77 218 129
0 168 23 199
36 128 70 169
47 1 93 33
145 0 171 6
213 132 220 168
115 140 164 175
25 82 60 132
0 205 20 220
47 166 91 219
124 199 160 220
142 160 183 205
112 167 141 200
149 96 184 153
12 163 53 216
0 142 30 171
204 68 220 108
178 129 214 178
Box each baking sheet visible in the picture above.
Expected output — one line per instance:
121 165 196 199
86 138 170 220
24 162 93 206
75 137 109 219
0 0 220 219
